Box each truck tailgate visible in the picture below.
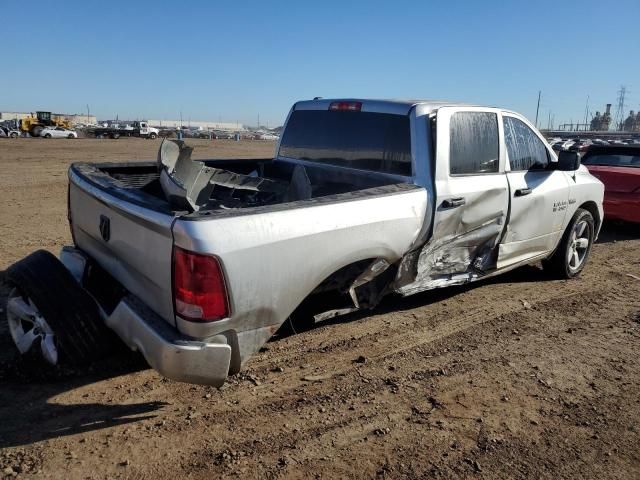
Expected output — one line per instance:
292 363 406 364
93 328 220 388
68 168 176 325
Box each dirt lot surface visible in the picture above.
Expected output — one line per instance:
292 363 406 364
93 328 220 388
0 138 639 479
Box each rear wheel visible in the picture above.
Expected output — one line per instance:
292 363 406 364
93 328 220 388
543 208 595 279
6 250 113 366
111 133 120 139
67 134 75 139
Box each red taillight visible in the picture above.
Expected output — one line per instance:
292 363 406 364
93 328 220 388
173 247 229 322
329 101 362 112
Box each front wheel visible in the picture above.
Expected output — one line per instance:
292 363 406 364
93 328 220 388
9 132 18 138
149 132 157 139
43 133 52 139
543 208 595 279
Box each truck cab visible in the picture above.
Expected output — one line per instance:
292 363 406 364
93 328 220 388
133 121 159 139
393 102 604 293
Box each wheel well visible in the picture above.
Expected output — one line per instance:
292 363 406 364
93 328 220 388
579 201 601 230
285 258 382 330
309 259 377 296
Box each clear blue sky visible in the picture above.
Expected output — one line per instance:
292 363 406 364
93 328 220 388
3 0 638 127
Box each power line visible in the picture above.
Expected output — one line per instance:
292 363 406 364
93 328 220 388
614 85 627 131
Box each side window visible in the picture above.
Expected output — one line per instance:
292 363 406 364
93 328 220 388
503 116 549 171
449 112 499 174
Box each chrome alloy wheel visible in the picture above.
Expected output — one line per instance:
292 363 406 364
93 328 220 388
567 220 591 272
6 288 58 365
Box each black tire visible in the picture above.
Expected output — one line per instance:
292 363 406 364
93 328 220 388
67 134 75 139
149 133 157 139
6 250 113 365
43 133 52 139
9 132 18 138
30 125 43 137
543 208 595 279
111 133 120 139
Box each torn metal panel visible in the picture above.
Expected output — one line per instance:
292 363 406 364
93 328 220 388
395 185 508 296
157 139 288 211
158 139 213 210
348 258 394 309
395 216 503 296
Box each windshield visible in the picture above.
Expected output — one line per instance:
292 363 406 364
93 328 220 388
582 153 640 167
278 109 412 176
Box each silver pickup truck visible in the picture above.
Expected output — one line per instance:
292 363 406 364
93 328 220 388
5 99 604 386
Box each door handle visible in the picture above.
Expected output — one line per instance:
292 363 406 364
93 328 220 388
442 197 466 208
515 188 532 197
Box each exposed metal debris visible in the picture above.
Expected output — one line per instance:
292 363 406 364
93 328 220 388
395 190 506 296
157 139 288 211
349 258 395 309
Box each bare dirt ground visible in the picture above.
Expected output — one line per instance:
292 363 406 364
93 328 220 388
0 138 639 480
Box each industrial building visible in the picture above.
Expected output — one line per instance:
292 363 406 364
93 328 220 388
589 104 612 131
623 110 640 132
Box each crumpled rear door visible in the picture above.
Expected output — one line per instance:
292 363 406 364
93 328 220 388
397 107 509 295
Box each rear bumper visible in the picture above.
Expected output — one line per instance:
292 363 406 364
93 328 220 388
604 194 640 223
105 295 232 386
60 246 232 386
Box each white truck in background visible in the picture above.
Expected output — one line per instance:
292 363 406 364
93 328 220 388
91 120 159 139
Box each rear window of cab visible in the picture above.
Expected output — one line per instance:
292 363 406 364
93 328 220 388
279 109 412 176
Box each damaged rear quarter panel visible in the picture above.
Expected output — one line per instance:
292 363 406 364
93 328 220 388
171 184 428 363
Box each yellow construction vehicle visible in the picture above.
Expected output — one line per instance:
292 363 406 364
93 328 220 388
19 111 72 137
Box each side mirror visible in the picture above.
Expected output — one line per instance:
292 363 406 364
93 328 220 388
557 150 581 171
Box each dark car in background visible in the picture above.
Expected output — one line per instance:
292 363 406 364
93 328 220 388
569 139 593 152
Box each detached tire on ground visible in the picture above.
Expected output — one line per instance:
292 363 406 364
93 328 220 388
6 250 113 366
543 208 595 279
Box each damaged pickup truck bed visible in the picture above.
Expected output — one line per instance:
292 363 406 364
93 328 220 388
6 99 604 386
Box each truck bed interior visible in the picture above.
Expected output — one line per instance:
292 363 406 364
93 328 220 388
75 157 411 215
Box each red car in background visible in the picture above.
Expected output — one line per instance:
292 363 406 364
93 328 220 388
582 145 640 223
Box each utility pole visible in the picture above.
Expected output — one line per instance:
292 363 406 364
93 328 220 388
535 91 541 128
547 111 551 130
86 104 90 124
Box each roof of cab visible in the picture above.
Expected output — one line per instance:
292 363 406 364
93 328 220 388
294 98 479 116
